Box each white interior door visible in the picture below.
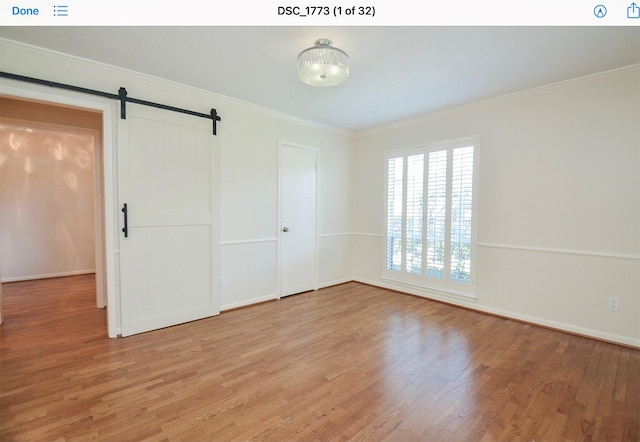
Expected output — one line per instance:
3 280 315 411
279 143 317 297
118 105 219 336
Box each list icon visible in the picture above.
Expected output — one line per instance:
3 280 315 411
53 5 69 16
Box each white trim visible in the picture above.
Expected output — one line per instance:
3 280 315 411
475 306 640 349
318 277 353 289
383 136 478 158
478 242 640 261
355 64 640 139
0 38 350 137
1 269 96 283
220 237 278 246
381 276 478 301
318 232 351 238
351 232 384 238
318 232 384 238
355 277 640 348
221 293 278 311
277 140 320 152
239 102 350 137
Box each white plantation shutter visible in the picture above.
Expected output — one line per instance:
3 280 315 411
426 150 447 279
387 157 404 271
406 155 424 274
450 146 474 282
384 139 477 297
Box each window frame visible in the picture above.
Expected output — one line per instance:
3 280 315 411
383 137 479 299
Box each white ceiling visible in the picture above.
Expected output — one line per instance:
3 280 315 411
1 27 639 132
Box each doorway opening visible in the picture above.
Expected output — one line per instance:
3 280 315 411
0 96 106 331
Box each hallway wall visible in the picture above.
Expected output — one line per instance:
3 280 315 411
0 98 102 281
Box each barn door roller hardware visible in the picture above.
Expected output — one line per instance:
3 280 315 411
1 72 222 135
117 88 221 135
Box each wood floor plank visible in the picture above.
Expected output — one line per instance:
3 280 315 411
1 275 638 441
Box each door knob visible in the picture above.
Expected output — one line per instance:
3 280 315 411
282 227 289 232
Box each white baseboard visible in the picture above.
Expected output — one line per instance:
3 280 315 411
1 269 96 283
353 277 640 348
318 277 353 289
221 293 278 311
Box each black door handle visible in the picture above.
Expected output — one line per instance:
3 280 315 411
122 203 128 237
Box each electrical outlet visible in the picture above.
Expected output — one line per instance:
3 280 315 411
608 297 619 311
219 276 226 288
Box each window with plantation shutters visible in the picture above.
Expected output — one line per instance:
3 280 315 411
405 154 424 274
384 139 477 297
426 150 447 279
386 157 403 271
450 146 474 283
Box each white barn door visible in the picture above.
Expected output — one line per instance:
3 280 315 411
118 105 219 336
279 143 317 297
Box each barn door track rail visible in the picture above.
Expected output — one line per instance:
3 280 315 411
1 71 222 135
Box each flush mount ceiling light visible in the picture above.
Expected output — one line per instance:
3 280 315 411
297 39 350 87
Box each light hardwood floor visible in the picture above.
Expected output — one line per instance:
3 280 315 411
1 274 638 441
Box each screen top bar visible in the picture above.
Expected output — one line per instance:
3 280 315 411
2 0 640 26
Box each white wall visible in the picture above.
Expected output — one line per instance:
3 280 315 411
352 66 640 346
0 39 353 317
2 39 638 346
219 105 352 309
0 123 96 281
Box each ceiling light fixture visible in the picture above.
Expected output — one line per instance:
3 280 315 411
297 39 350 87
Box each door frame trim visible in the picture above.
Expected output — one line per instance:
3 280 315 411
277 140 319 299
0 83 119 337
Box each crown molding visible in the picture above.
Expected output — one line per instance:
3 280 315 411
0 38 351 137
354 63 640 139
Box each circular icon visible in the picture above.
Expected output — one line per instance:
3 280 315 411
594 4 607 18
